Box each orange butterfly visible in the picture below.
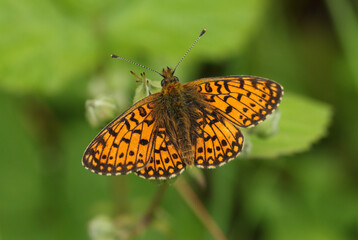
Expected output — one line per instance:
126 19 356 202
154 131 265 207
83 29 283 180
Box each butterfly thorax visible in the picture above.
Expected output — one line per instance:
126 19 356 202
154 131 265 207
159 67 187 121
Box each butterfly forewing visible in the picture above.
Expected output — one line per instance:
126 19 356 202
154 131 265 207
82 93 159 175
185 76 283 128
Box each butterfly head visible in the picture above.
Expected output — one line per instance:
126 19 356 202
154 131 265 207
161 67 179 87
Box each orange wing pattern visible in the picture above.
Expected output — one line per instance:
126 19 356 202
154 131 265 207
193 107 244 168
83 74 283 179
185 76 283 128
82 93 159 175
136 127 186 179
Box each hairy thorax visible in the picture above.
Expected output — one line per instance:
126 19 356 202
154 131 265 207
161 82 185 115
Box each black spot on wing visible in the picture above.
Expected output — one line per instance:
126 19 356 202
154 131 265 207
124 119 130 130
205 82 213 92
225 106 233 114
130 112 139 125
108 128 117 136
138 106 147 117
144 119 155 127
223 81 230 92
139 139 149 145
214 81 222 94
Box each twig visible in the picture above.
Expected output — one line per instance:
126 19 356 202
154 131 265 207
113 177 130 215
174 177 228 240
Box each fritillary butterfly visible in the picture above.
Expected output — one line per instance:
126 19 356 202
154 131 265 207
82 29 283 180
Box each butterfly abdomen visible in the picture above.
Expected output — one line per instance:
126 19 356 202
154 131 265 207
176 115 195 166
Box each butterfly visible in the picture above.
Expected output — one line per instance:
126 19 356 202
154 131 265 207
82 29 283 180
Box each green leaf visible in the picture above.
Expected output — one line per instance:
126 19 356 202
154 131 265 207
247 92 333 158
105 0 270 70
0 0 97 95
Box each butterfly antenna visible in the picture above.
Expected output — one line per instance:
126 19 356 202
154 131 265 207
173 29 206 74
110 54 164 77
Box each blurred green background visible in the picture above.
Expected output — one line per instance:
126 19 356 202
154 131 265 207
1 0 358 239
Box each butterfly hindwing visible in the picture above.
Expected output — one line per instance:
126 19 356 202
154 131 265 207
136 128 186 179
82 94 159 175
185 76 283 128
193 107 244 168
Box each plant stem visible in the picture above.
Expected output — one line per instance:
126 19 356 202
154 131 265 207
174 177 228 240
113 177 130 215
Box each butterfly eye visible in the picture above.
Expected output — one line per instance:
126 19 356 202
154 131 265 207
161 79 166 87
174 76 179 82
